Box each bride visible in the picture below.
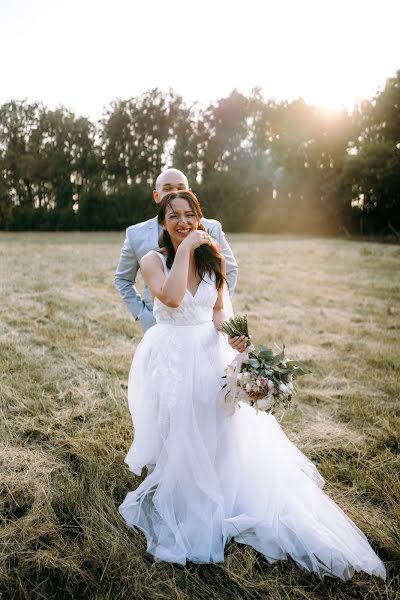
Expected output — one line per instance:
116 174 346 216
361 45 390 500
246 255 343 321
118 190 386 580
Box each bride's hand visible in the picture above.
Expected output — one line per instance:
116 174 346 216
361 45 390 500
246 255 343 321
181 230 213 251
228 335 248 353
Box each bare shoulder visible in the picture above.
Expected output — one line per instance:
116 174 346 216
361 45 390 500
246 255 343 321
140 250 158 267
140 251 164 275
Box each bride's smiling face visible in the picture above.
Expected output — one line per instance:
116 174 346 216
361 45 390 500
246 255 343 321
162 197 199 245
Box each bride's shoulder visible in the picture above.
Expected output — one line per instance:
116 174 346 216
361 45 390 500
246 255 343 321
140 250 166 269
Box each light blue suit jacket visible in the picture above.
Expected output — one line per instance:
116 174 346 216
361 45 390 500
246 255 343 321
115 216 238 332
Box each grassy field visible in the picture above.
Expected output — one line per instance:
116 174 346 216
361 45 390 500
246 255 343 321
0 232 399 600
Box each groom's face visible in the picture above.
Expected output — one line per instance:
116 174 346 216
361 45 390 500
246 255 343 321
153 172 189 204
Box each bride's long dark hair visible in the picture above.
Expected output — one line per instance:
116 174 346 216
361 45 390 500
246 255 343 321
157 190 226 290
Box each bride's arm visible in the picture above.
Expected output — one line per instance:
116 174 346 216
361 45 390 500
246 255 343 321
213 257 230 331
142 231 213 307
213 285 227 331
141 245 191 308
213 259 247 351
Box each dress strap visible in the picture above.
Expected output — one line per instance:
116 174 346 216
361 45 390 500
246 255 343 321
150 250 169 275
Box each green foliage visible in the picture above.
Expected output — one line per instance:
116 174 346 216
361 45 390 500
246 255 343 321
0 74 399 232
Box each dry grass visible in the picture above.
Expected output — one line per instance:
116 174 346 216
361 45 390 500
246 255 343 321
0 231 399 600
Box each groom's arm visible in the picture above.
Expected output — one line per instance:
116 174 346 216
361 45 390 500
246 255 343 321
115 228 147 320
211 221 238 296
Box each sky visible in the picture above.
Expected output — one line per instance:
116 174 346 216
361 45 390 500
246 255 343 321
1 0 399 121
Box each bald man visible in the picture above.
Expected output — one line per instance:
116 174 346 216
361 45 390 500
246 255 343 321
115 168 238 333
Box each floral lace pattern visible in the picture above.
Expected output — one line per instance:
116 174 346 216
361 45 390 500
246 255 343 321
151 330 184 414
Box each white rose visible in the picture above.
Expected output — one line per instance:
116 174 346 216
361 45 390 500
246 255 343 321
243 372 251 383
256 397 275 411
267 380 274 391
279 383 288 394
246 383 252 392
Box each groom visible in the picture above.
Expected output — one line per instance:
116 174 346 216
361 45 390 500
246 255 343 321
115 168 239 333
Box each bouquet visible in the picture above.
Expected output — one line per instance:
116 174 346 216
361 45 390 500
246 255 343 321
221 315 311 415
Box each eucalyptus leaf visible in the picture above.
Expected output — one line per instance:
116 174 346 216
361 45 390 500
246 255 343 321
271 346 285 365
294 362 312 373
273 367 290 374
248 358 261 368
292 366 309 376
259 349 274 360
285 360 298 368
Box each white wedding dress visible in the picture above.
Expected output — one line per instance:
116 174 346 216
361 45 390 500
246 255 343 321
119 251 386 580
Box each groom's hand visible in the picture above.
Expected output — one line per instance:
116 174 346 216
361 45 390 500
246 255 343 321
138 306 156 332
228 335 247 353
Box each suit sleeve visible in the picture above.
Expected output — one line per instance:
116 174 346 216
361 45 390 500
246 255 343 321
214 222 238 297
114 229 145 319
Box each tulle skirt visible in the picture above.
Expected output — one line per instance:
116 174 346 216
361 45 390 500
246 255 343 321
119 322 386 580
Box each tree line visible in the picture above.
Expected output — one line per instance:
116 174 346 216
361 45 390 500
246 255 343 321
0 71 399 235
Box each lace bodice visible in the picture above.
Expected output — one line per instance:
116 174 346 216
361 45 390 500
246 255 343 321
149 251 217 326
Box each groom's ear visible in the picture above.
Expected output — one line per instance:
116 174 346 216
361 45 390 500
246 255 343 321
153 190 160 204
